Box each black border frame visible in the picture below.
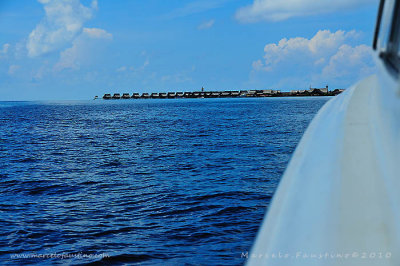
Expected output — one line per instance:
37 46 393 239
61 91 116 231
374 0 400 76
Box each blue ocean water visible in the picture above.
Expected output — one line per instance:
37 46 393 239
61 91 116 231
0 97 329 265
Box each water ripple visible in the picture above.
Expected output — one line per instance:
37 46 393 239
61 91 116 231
0 98 328 265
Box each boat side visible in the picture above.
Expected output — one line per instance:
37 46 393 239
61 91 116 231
247 73 400 266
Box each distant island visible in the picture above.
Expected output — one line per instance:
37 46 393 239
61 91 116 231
97 86 345 100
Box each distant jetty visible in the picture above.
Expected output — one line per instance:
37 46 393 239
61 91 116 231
99 86 345 100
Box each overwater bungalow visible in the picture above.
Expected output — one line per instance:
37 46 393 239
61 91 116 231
211 92 220 97
103 94 112 99
101 86 342 100
131 93 140 99
255 90 264 97
122 93 130 99
141 93 150 99
220 91 231 97
247 90 256 97
151 93 160 99
231 91 240 97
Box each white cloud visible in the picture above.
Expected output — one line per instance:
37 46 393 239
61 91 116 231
1 43 10 55
83 28 112 39
116 59 149 74
198 19 215 30
27 0 98 57
116 66 127 72
91 0 98 10
33 65 48 80
236 0 377 22
54 27 112 71
252 59 269 71
259 30 358 69
251 30 375 88
321 44 374 80
8 65 20 75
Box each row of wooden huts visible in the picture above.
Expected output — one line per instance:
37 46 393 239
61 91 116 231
100 87 344 100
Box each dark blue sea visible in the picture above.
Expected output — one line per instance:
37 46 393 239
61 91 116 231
0 97 329 265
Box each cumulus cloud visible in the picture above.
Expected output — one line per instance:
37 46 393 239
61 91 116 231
27 0 98 57
91 0 98 10
236 0 377 22
198 19 215 30
54 27 112 71
259 30 358 69
321 44 374 80
116 59 149 74
83 28 112 39
251 30 375 88
8 65 20 75
1 43 10 56
116 66 127 72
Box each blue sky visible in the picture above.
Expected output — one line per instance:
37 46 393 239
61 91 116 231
0 0 378 100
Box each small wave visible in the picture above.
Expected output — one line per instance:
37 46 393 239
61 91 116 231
187 191 258 202
13 157 39 163
148 205 220 217
206 206 252 217
49 151 65 156
78 180 99 185
99 160 123 168
90 226 138 237
166 230 222 242
26 183 76 196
